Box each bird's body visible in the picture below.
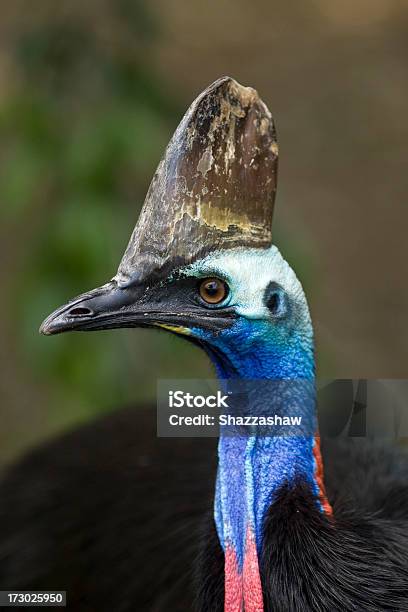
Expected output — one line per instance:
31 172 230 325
0 407 407 611
2 77 407 611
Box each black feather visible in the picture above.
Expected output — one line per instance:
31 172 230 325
0 408 407 611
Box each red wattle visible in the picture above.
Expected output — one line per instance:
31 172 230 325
224 531 264 612
225 545 243 612
313 436 333 516
243 528 264 612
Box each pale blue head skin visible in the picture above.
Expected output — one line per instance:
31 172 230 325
178 246 321 567
181 244 315 381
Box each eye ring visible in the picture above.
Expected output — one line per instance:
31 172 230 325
199 278 228 305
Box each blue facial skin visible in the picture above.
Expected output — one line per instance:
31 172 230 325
191 312 320 569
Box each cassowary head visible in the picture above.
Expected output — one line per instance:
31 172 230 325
40 77 314 381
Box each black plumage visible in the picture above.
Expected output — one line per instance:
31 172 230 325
0 406 407 611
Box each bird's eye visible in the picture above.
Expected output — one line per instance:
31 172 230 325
199 278 228 305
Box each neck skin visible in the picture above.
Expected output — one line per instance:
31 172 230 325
204 322 332 612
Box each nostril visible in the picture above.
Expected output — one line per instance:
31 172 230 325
68 306 93 317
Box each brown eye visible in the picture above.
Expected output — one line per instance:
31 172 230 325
199 278 228 305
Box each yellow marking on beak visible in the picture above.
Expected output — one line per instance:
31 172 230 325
154 323 191 336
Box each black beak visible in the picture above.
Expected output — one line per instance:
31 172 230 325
39 280 151 336
40 279 236 337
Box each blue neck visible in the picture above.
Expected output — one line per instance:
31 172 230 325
198 319 324 569
205 319 315 380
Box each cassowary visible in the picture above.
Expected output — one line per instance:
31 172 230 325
1 77 407 611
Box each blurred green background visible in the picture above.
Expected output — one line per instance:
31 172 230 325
1 0 408 464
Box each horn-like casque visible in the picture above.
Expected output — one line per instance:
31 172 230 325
116 76 278 286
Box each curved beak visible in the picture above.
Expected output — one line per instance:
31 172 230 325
39 280 152 336
39 279 235 337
